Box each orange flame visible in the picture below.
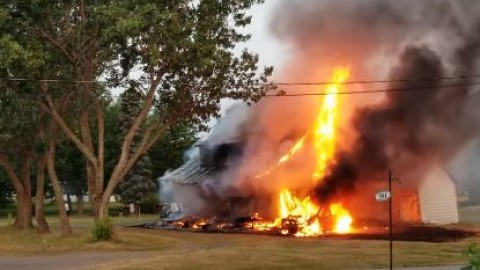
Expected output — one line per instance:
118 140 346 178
276 189 353 236
278 189 322 236
330 203 353 234
312 68 350 179
255 68 349 179
269 67 353 236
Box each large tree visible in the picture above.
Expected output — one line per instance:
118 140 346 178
117 88 156 206
3 0 276 219
148 123 197 180
0 171 13 208
0 8 75 233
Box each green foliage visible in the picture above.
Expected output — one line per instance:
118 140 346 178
462 243 480 270
1 0 276 219
117 88 157 204
56 140 88 198
148 122 197 180
138 192 160 214
104 103 122 183
0 171 13 207
91 217 113 242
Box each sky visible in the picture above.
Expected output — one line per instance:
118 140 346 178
217 1 291 112
240 1 289 78
207 1 287 130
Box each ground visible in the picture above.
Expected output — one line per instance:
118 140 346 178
0 206 478 270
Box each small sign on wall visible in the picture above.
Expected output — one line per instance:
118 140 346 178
375 190 391 202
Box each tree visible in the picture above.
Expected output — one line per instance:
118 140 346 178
0 81 40 229
4 0 276 220
148 123 197 180
0 13 75 233
117 88 156 207
57 141 88 215
0 171 13 208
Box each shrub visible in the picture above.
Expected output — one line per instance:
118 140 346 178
462 243 480 270
91 217 113 241
6 212 13 225
138 192 160 214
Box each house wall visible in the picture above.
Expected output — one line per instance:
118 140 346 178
418 167 459 225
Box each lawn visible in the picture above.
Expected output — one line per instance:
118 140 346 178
0 205 478 269
0 214 477 270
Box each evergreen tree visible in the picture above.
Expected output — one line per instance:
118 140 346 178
117 88 156 206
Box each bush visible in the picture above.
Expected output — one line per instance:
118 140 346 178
91 217 113 241
6 212 13 225
138 192 160 214
462 243 480 270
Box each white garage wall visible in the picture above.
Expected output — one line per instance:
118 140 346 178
418 167 459 225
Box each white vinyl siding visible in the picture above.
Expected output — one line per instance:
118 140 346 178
418 167 459 225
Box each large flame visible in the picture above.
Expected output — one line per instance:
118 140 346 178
276 189 321 236
276 189 352 236
330 203 353 233
312 68 350 179
271 67 353 236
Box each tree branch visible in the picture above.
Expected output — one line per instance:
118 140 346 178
39 84 97 166
34 26 76 65
0 153 24 195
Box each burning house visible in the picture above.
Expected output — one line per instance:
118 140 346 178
159 0 480 236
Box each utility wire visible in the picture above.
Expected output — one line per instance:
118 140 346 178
2 77 480 98
1 74 480 86
265 81 480 97
272 74 480 86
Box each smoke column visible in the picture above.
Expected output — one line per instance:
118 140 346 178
270 0 480 201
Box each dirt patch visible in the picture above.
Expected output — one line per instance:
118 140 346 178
137 224 477 243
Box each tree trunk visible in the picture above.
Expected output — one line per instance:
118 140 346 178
76 191 84 215
98 196 109 220
35 157 50 233
13 155 33 229
46 154 72 235
86 163 97 216
14 191 33 229
47 128 72 235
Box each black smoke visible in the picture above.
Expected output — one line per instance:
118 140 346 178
271 0 480 202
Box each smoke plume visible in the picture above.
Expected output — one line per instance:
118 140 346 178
162 0 480 219
269 0 480 201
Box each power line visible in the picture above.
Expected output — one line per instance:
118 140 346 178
272 74 480 86
264 81 480 97
1 74 480 86
2 78 479 98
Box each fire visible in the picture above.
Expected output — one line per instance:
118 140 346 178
276 189 352 236
254 136 306 179
272 67 353 237
312 68 350 179
278 136 306 164
277 189 321 236
330 203 353 234
255 68 349 180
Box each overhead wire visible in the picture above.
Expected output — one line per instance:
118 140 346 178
1 74 480 86
1 76 480 98
265 81 480 97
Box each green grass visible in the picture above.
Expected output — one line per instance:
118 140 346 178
460 205 480 225
93 229 476 270
0 204 478 269
0 214 165 255
0 214 477 269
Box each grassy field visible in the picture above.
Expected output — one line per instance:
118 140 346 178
0 205 478 269
459 205 480 225
0 214 478 269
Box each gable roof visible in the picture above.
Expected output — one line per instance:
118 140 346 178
160 155 218 184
